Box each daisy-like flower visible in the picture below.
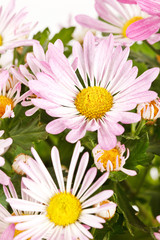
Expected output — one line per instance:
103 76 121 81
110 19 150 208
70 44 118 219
6 141 114 240
76 0 160 45
92 142 137 176
0 69 27 118
29 32 158 150
154 215 160 240
0 0 37 53
0 180 38 240
117 0 160 43
11 39 64 116
137 98 160 122
12 153 34 175
0 130 12 185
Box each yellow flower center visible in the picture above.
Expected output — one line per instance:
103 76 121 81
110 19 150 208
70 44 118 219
46 192 82 226
0 35 3 46
122 16 143 38
0 96 13 118
75 86 113 120
98 148 121 170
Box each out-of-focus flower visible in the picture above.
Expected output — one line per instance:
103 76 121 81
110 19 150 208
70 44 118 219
7 142 114 240
95 200 117 220
0 0 37 54
12 153 34 175
0 69 25 119
0 130 12 185
29 32 158 150
75 0 160 46
137 98 160 122
11 40 64 116
93 142 137 176
0 180 39 239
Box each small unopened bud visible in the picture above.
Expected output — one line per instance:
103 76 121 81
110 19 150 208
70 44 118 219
12 153 34 175
95 200 117 220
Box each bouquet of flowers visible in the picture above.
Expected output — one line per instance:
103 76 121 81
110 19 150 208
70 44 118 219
0 0 160 239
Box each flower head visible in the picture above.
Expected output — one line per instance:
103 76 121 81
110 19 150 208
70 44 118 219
76 0 160 45
95 200 117 220
93 142 137 176
29 32 158 150
0 0 37 53
137 98 160 122
6 142 114 240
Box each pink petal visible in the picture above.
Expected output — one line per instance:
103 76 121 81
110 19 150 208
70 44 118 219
137 0 160 16
117 0 136 3
126 16 160 41
46 119 67 134
0 224 15 240
120 112 141 124
0 170 10 185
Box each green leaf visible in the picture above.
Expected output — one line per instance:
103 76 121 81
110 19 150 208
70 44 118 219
115 183 148 235
50 27 75 45
0 104 48 152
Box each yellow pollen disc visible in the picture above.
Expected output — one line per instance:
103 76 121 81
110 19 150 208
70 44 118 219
122 16 143 38
0 35 3 46
74 86 113 120
98 148 121 170
0 96 13 118
46 192 82 226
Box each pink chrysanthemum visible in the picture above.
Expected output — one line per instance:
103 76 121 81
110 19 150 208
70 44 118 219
92 142 137 176
0 130 12 185
76 0 160 45
11 40 64 116
137 98 160 122
6 142 114 240
117 0 160 43
0 0 37 53
29 32 158 150
0 180 39 240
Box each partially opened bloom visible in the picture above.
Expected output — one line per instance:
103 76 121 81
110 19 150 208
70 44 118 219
6 142 114 240
92 142 137 176
29 32 158 150
0 0 37 53
76 0 160 45
137 98 160 122
0 69 25 118
0 130 12 185
95 200 117 220
0 180 38 239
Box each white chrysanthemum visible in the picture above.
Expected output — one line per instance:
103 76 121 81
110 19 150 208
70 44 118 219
6 142 114 240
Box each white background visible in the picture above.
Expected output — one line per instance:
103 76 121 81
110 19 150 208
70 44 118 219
1 0 97 36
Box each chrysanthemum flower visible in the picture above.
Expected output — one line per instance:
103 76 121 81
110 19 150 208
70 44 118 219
0 130 12 185
137 98 160 122
95 200 117 220
154 215 160 240
29 32 158 150
117 0 160 43
6 141 114 240
0 0 37 53
11 40 64 116
76 0 160 45
92 142 137 176
0 69 28 118
0 180 38 239
12 154 34 175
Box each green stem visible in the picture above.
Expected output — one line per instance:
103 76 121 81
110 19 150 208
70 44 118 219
144 40 160 55
134 119 146 136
